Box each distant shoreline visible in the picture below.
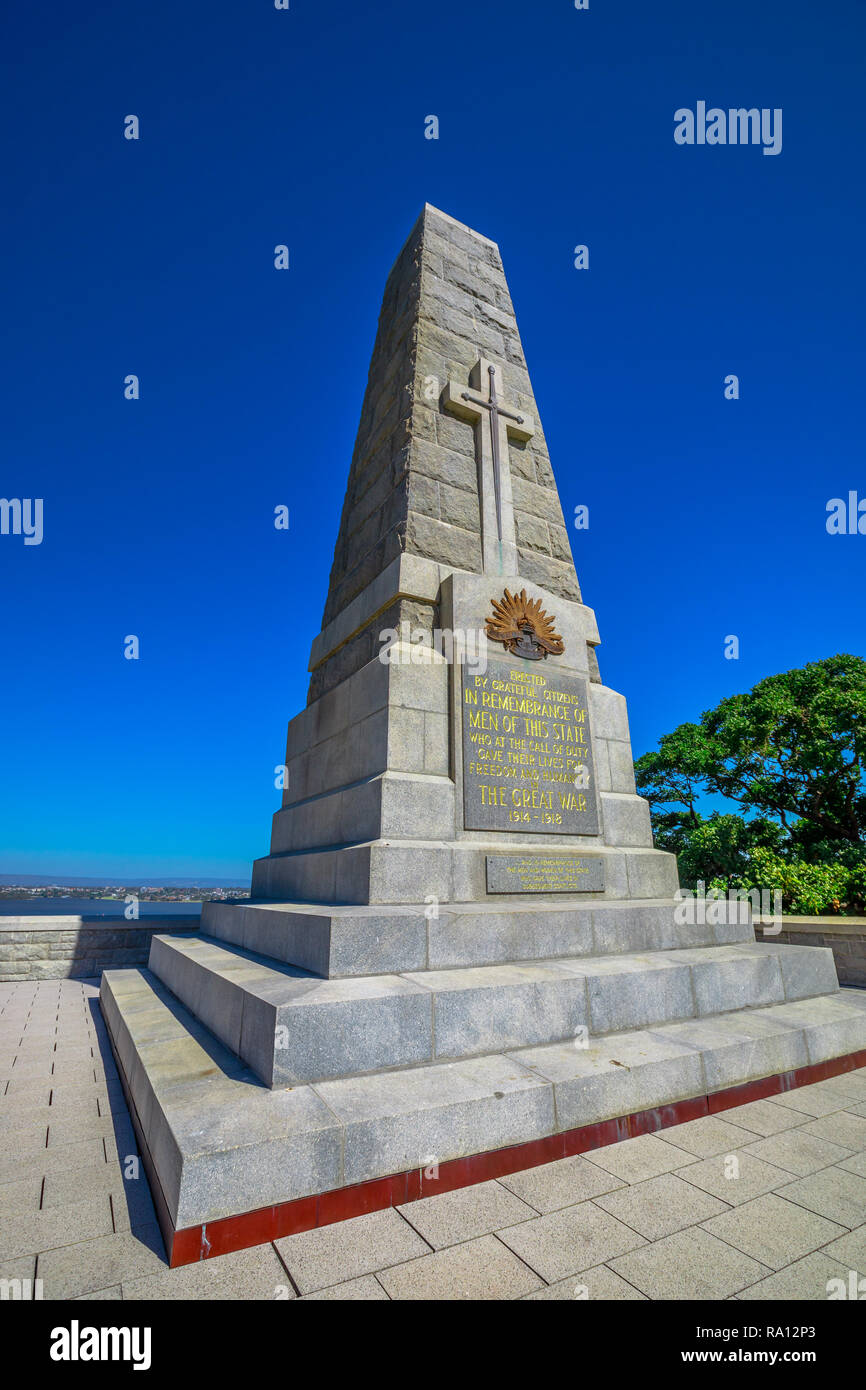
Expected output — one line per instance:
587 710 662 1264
0 898 212 917
0 876 248 888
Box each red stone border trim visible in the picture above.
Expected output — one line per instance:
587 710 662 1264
109 1037 866 1268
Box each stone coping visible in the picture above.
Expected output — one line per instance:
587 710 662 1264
0 914 200 930
776 916 866 936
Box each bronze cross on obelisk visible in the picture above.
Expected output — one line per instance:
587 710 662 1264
440 358 534 574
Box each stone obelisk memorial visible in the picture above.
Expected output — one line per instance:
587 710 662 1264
101 206 866 1264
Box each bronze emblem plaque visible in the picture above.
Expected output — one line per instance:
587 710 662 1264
461 655 599 834
485 588 565 662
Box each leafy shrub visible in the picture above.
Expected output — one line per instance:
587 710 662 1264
734 847 852 916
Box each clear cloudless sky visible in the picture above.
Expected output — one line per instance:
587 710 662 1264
1 0 864 881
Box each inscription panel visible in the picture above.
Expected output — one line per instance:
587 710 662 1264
461 656 599 834
486 855 605 894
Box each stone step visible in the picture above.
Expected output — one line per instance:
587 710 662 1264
148 932 840 1087
201 895 756 979
148 933 431 1087
100 964 866 1232
511 990 866 1131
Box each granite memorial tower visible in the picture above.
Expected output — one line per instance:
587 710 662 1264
101 206 866 1264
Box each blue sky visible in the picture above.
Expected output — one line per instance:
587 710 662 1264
1 0 864 880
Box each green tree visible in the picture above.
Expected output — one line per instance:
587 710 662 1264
636 655 866 855
671 813 784 891
631 722 709 829
731 847 852 917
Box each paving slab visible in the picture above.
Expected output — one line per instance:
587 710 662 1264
813 1073 866 1102
2 1064 68 1086
0 1255 38 1295
301 1275 390 1300
768 1084 855 1118
798 1112 866 1150
522 1263 647 1299
496 1201 646 1282
838 1151 866 1179
775 1167 866 1228
675 1148 801 1205
583 1133 690 1184
594 1172 730 1241
608 1227 770 1299
39 1163 157 1232
38 1165 118 1210
717 1098 806 1137
701 1193 846 1269
396 1179 534 1248
24 1045 91 1064
0 1109 51 1137
0 1177 43 1218
45 1075 124 1102
740 1128 853 1177
110 1185 159 1235
0 1138 107 1186
35 1224 167 1299
656 1114 758 1159
819 1224 866 1275
47 1063 103 1084
736 1251 857 1300
48 1091 106 1117
275 1208 430 1294
122 1245 290 1300
0 1087 52 1110
375 1234 543 1300
0 1195 114 1259
498 1154 625 1213
44 1114 118 1146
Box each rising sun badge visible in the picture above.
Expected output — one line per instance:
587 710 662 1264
485 588 565 661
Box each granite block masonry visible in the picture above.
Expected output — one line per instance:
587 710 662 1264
100 205 866 1261
0 914 197 981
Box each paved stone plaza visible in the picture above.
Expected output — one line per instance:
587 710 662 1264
3 978 866 1301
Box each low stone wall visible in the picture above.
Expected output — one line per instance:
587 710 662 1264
0 915 200 981
760 916 866 988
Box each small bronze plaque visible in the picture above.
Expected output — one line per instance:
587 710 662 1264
486 855 605 894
